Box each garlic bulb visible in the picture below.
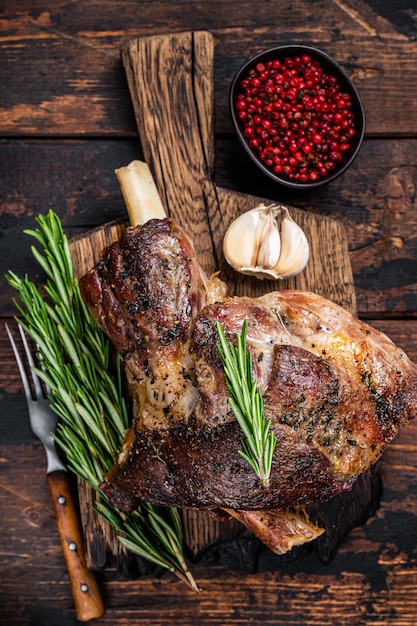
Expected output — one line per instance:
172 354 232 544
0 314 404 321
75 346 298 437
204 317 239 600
223 203 309 280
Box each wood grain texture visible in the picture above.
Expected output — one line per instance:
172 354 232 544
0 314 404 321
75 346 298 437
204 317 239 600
2 1 417 623
1 1 417 137
0 429 415 625
121 31 219 274
47 471 105 621
3 137 417 319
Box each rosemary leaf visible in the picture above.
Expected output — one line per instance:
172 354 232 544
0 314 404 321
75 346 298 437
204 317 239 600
216 319 277 487
99 391 128 439
58 325 83 371
6 209 196 589
29 244 56 283
23 227 47 249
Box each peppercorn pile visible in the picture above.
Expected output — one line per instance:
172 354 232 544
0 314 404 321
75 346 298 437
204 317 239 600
234 54 357 183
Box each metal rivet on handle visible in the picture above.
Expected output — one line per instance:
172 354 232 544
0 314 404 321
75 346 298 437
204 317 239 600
68 542 77 551
81 583 89 593
57 495 66 505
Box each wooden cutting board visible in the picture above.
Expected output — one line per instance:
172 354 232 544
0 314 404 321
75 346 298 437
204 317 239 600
69 31 363 571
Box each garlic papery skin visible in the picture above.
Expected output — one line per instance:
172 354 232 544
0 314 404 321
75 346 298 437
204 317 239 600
223 203 309 280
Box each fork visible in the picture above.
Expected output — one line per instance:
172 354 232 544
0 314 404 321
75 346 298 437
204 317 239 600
6 323 105 622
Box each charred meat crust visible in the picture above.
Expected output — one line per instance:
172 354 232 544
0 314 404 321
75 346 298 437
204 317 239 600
79 218 417 514
99 417 353 513
79 218 206 356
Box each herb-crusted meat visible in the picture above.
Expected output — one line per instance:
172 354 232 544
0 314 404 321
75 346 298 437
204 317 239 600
79 218 417 552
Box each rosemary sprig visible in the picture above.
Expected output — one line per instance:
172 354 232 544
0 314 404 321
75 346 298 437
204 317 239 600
6 209 198 591
216 319 277 487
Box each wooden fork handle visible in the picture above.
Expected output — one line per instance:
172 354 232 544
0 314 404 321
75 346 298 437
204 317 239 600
47 471 105 621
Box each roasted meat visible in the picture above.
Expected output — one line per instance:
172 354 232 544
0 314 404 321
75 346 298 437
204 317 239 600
79 218 417 551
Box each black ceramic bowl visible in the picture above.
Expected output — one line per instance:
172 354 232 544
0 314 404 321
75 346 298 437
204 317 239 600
230 45 365 189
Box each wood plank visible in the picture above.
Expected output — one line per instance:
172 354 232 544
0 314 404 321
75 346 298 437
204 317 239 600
0 433 416 625
2 137 417 319
2 2 417 623
1 1 417 136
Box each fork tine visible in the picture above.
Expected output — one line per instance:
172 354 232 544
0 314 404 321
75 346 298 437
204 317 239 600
5 323 33 403
17 324 44 400
35 344 52 397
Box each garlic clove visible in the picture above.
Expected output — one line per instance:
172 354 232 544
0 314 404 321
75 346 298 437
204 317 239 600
273 210 310 278
223 203 309 280
223 208 266 271
256 210 281 270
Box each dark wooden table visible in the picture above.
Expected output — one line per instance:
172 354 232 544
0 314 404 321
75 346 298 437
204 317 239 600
2 2 417 624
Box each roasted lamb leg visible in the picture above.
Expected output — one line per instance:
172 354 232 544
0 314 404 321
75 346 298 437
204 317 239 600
80 217 417 554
